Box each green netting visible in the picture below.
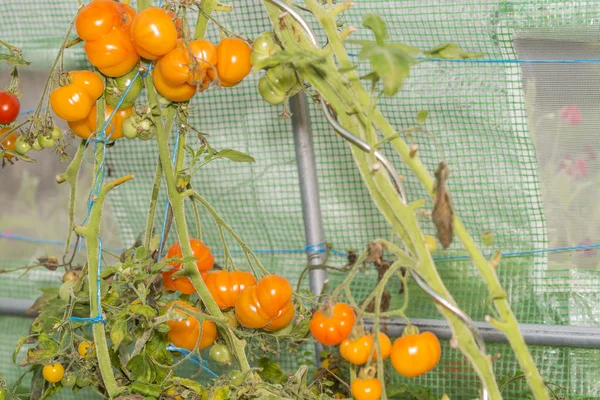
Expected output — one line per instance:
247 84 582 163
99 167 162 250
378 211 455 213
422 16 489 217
1 0 600 399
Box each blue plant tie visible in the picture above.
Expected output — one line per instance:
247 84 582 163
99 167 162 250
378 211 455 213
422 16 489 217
166 345 218 379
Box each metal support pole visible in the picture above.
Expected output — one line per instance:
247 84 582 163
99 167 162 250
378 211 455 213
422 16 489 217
290 92 328 365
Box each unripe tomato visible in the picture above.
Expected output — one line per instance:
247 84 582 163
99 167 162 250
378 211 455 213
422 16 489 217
131 7 178 60
121 116 139 139
50 85 93 122
42 363 64 383
76 369 92 387
51 126 63 140
228 370 244 386
14 136 31 155
258 76 286 105
59 281 76 301
0 90 20 124
390 331 441 377
162 238 214 294
78 341 95 358
69 70 104 100
351 377 382 400
250 32 281 67
340 333 392 365
209 343 232 364
424 235 437 253
0 388 6 400
216 38 252 87
32 140 43 151
62 269 79 283
167 301 217 351
205 270 257 310
267 65 297 93
235 274 294 331
153 60 197 102
75 0 134 42
84 27 140 77
105 68 143 109
87 103 133 140
309 302 356 346
38 135 55 149
1 128 18 160
61 372 76 387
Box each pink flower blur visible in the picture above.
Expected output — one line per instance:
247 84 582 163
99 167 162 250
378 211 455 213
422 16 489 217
560 105 583 125
565 157 588 178
578 238 597 257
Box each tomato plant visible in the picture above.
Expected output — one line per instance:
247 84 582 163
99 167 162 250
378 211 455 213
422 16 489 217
309 302 356 346
390 330 441 377
205 270 256 310
42 363 65 383
216 38 252 87
131 7 178 60
167 301 217 351
0 90 20 124
340 332 391 365
162 238 214 294
235 274 295 330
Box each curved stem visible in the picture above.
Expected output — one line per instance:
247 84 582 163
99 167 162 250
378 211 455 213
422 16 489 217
56 140 85 254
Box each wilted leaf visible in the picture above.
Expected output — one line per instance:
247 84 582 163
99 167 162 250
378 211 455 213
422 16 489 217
128 354 156 383
24 333 59 365
257 357 287 384
0 52 31 66
110 319 128 351
417 110 429 125
129 304 156 318
13 336 30 363
425 43 484 60
386 384 408 397
217 149 255 163
362 13 388 45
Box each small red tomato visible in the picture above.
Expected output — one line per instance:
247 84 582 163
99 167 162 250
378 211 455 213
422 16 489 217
0 91 20 125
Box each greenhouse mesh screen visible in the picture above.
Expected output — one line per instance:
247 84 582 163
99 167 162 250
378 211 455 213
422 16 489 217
1 0 600 398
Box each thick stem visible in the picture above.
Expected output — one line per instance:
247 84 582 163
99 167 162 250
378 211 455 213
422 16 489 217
56 140 85 253
144 75 251 374
194 0 216 40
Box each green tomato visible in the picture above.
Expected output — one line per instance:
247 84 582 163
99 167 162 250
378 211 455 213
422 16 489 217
258 77 286 105
121 116 138 140
228 370 244 386
59 281 76 302
32 140 43 151
105 69 143 109
251 32 281 68
209 344 232 365
38 135 55 149
51 126 63 140
266 65 297 93
75 370 92 387
61 372 76 387
14 136 31 155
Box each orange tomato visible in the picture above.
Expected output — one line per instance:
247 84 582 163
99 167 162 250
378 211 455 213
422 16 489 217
162 238 214 294
75 0 132 42
84 27 140 77
68 118 94 140
86 103 132 140
152 60 197 102
188 39 217 87
159 47 194 85
205 270 257 310
50 85 93 122
235 275 294 331
390 331 441 377
131 7 178 60
167 301 217 351
309 303 355 346
351 377 382 400
1 128 18 160
340 333 392 365
216 38 252 87
69 71 104 100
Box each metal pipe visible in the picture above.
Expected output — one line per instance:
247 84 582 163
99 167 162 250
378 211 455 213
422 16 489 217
289 92 328 364
0 298 35 317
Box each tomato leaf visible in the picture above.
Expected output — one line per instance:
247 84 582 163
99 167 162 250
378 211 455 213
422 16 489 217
417 110 429 125
24 333 59 366
130 304 156 318
424 43 485 60
127 354 156 384
13 335 29 363
0 52 31 67
110 318 128 351
100 266 118 278
217 149 255 163
362 13 388 45
172 377 205 394
257 357 287 384
30 365 45 400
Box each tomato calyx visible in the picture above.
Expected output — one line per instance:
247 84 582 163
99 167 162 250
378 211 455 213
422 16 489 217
402 324 420 337
357 365 377 380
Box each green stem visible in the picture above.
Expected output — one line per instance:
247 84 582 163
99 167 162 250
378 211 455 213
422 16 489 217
144 75 251 375
137 0 151 11
56 140 85 254
194 0 216 40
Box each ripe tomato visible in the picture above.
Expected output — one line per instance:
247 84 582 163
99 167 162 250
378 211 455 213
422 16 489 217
153 60 196 102
50 85 93 122
0 91 20 125
167 301 217 351
235 274 294 331
340 332 392 365
87 103 133 140
390 331 441 377
162 238 214 294
216 38 252 87
309 302 356 346
159 47 194 85
1 128 18 160
84 27 140 77
351 377 382 400
42 363 65 383
69 70 104 100
78 341 95 358
187 39 217 87
131 7 178 60
205 270 257 310
75 0 134 41
68 118 93 140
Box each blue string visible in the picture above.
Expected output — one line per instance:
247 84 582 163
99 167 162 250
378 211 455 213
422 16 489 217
346 53 600 64
157 128 181 260
19 107 47 115
70 237 104 324
165 345 218 379
0 232 123 252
